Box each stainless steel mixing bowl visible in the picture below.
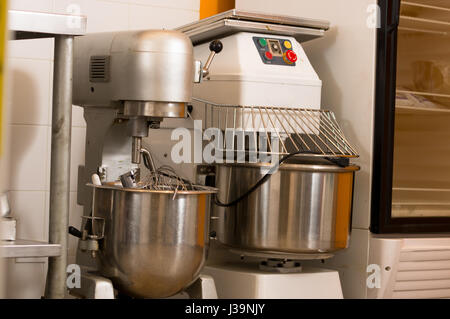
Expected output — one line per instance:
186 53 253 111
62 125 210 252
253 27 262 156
213 161 359 258
89 184 216 298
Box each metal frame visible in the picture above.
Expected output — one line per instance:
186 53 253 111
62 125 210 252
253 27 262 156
0 240 61 258
8 10 87 298
371 0 400 234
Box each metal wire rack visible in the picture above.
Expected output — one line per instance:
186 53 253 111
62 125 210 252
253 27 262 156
192 98 358 160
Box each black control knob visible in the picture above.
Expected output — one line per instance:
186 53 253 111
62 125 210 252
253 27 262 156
209 40 223 54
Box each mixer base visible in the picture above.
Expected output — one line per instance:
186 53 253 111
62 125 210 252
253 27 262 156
69 268 115 299
69 267 218 299
228 247 334 260
203 263 343 299
259 259 303 273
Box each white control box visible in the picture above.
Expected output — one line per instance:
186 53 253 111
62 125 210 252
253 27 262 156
193 32 322 108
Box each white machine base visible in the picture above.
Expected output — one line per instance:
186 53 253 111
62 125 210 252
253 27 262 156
69 267 218 299
203 263 343 299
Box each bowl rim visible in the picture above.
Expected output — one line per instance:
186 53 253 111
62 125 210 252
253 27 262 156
216 162 360 173
87 183 218 194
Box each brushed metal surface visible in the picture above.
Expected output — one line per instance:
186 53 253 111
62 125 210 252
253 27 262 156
177 9 330 32
46 35 74 299
73 30 194 107
124 101 186 118
176 9 329 45
179 19 326 45
213 162 359 257
90 185 216 298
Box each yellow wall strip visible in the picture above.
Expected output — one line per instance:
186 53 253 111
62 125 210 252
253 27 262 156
200 0 235 19
0 0 7 156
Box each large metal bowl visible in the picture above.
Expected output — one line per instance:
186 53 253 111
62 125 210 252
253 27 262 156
213 161 359 258
89 184 216 298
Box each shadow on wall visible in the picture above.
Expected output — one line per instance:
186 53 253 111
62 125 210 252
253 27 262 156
8 69 39 168
4 68 47 299
8 67 38 234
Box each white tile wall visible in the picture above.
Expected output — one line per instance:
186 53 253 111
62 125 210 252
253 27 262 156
6 0 200 298
129 4 199 30
8 0 53 12
130 0 199 11
54 0 130 33
9 125 49 191
8 38 54 60
5 260 46 299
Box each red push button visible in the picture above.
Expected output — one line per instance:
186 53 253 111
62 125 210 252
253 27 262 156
284 50 297 64
264 51 273 60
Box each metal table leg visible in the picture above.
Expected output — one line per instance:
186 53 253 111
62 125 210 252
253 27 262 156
45 34 73 299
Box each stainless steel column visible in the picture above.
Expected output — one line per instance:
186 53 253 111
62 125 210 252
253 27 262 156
45 35 73 299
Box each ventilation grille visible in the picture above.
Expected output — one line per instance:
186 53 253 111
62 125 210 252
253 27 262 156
393 249 450 299
89 55 110 82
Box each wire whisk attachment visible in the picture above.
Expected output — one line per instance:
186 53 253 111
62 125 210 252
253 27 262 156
138 165 194 192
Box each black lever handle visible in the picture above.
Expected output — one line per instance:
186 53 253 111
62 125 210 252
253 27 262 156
68 226 82 238
209 40 223 54
202 40 224 79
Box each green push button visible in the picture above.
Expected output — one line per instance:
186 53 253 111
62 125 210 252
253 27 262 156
258 38 267 47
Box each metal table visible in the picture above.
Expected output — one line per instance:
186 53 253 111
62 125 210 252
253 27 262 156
8 10 87 299
0 239 61 258
9 10 86 39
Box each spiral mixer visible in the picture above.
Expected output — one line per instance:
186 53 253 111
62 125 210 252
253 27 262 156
69 10 359 299
175 10 360 299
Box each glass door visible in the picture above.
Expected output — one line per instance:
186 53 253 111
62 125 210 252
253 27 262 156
393 0 450 218
372 0 450 232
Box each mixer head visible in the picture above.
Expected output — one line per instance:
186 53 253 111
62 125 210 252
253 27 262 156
73 30 223 167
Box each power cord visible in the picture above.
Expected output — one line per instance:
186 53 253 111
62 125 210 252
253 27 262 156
214 151 348 208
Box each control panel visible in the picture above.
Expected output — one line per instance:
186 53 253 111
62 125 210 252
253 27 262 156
253 36 298 66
